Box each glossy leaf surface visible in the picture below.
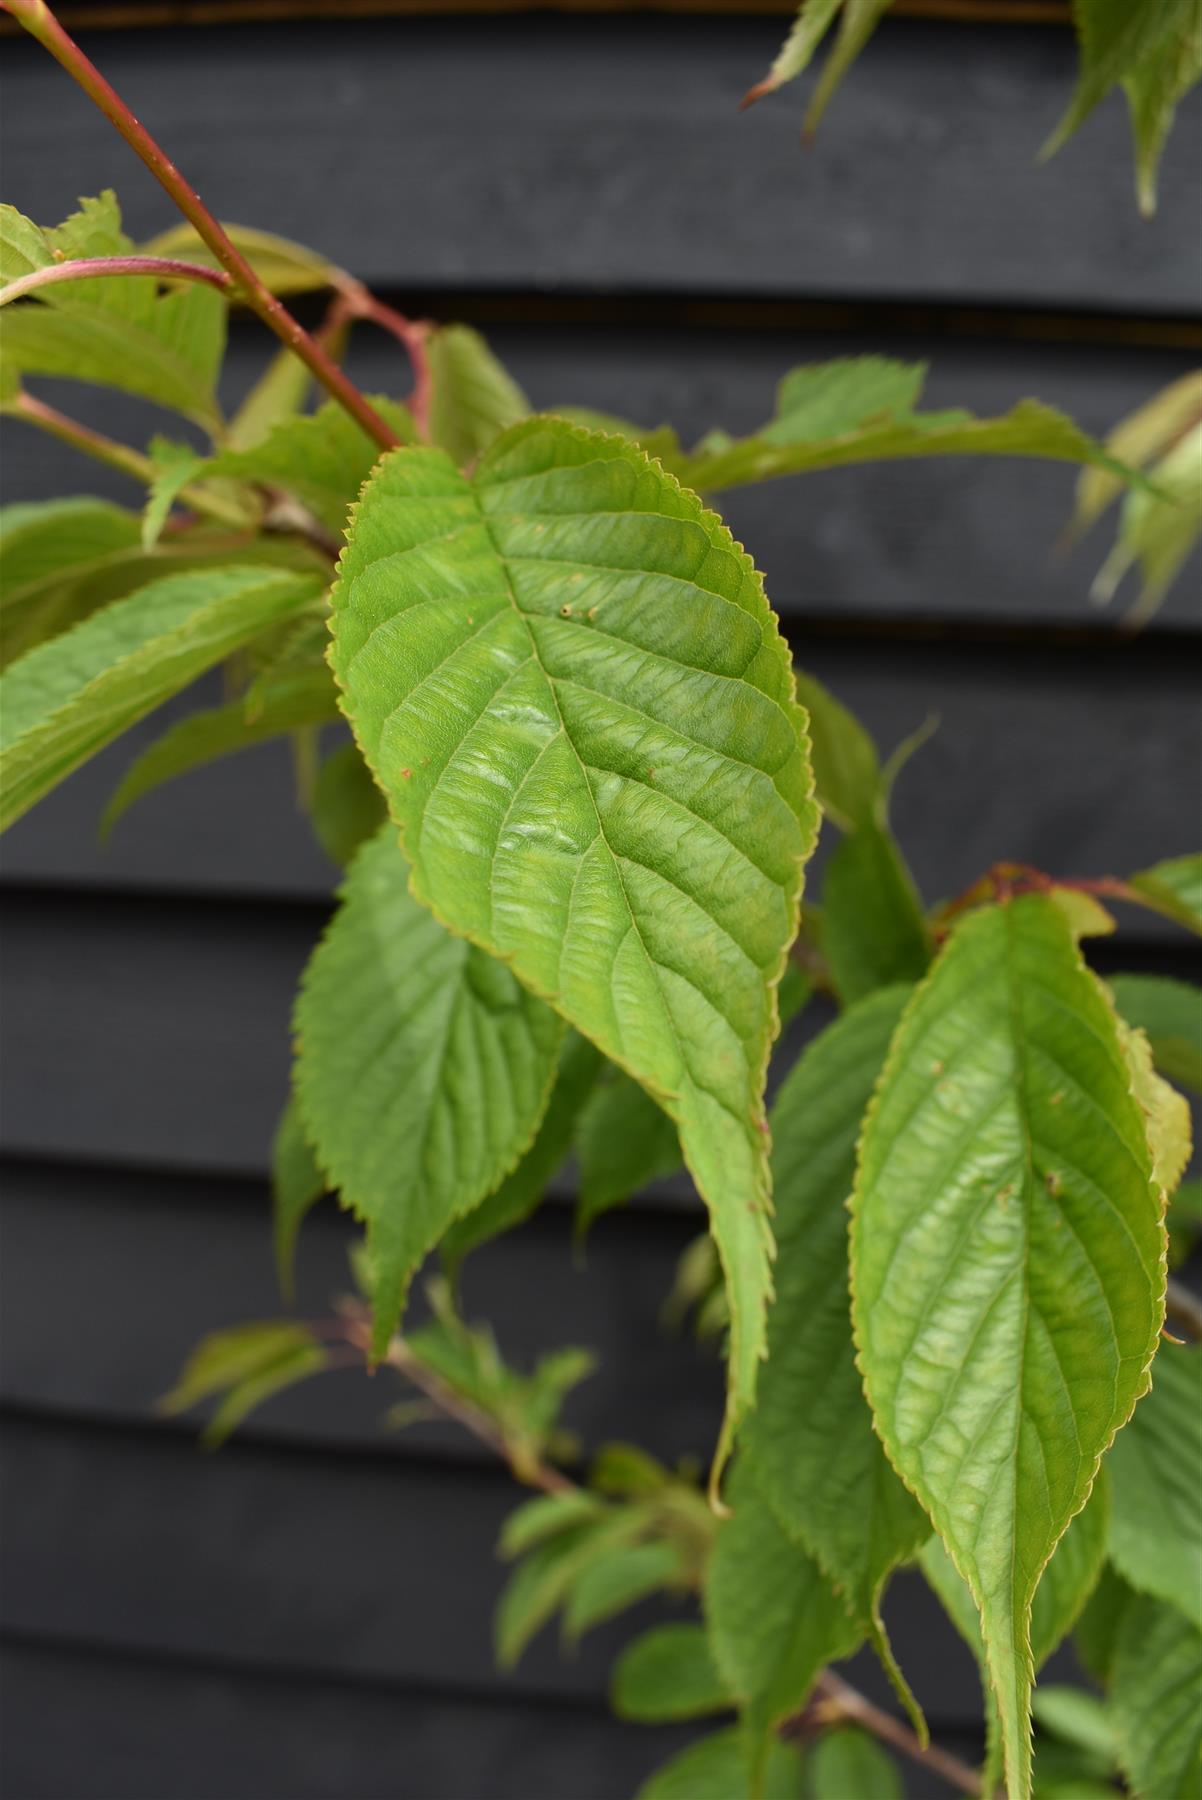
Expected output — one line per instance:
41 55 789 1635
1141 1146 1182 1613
851 895 1164 1800
332 418 816 1449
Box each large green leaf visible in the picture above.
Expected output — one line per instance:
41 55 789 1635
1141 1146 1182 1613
206 396 413 535
426 324 531 467
0 563 322 829
1107 1342 1202 1630
636 1727 803 1800
706 1465 861 1774
1109 973 1202 1093
1110 1594 1202 1799
850 894 1165 1800
101 669 339 834
1 192 226 428
821 823 931 1004
611 1623 733 1723
741 989 928 1711
440 1030 603 1273
293 827 563 1356
331 418 816 1455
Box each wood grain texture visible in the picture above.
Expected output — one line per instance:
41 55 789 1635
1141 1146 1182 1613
2 16 1198 309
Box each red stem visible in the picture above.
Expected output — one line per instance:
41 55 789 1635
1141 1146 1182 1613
326 281 432 441
0 253 232 305
3 0 400 454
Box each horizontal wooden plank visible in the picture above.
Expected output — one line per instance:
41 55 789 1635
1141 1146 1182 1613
0 1407 1020 1721
0 1160 724 1464
2 15 1198 310
2 615 1198 906
0 1637 710 1800
4 322 1199 631
0 1635 989 1800
0 883 1195 1180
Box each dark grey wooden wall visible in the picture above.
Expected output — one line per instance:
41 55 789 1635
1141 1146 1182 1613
1 7 1200 1797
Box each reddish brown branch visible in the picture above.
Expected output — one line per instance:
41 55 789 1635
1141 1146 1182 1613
811 1671 984 1795
2 0 401 453
0 253 232 306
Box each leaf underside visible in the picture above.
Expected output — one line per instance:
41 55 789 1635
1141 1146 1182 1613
331 418 817 1452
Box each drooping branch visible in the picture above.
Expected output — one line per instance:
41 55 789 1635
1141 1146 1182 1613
2 0 401 453
0 254 233 308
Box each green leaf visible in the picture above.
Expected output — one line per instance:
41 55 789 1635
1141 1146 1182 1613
141 219 342 296
2 192 226 427
309 740 387 868
741 989 928 1717
427 324 531 466
160 1320 329 1447
271 1094 325 1301
1113 1007 1193 1197
637 1728 803 1800
612 1623 732 1723
821 823 931 1004
1071 371 1202 540
546 407 682 467
1107 1341 1202 1630
1032 1688 1119 1768
1168 1176 1202 1269
1093 423 1202 621
765 357 927 443
677 388 1128 496
792 668 880 832
1109 973 1202 1093
101 669 339 835
574 1067 682 1240
1073 1564 1138 1686
142 436 206 551
495 1507 643 1668
294 827 562 1356
1128 854 1202 936
706 1465 861 1773
331 417 817 1463
441 1031 603 1275
226 343 314 453
921 1473 1109 1676
1047 0 1202 213
1111 1594 1202 1800
499 1489 606 1559
0 204 54 284
743 0 890 139
206 395 413 535
563 1539 683 1639
809 1728 902 1800
0 563 322 830
850 894 1165 1800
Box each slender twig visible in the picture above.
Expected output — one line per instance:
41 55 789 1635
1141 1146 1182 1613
2 0 400 453
810 1671 983 1796
325 280 432 441
0 253 232 307
338 1306 573 1495
1166 1277 1202 1342
11 391 252 527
